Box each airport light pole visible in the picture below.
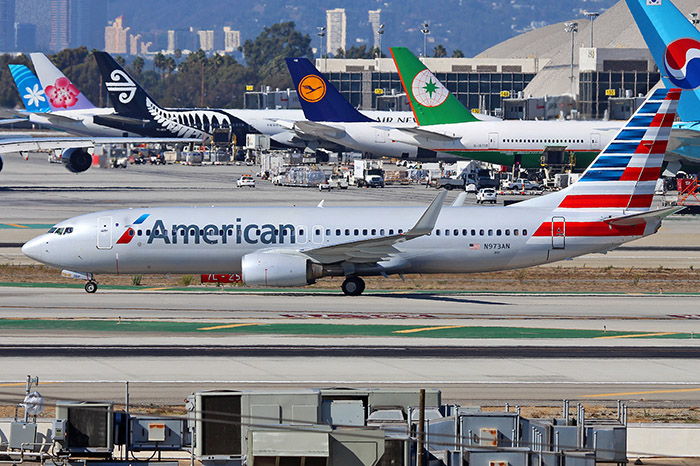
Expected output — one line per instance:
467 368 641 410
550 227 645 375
316 26 326 69
583 11 599 47
376 23 385 58
565 21 579 96
421 22 430 58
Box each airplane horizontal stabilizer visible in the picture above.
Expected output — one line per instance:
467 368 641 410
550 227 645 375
0 118 29 125
603 206 684 227
294 121 346 139
396 127 461 142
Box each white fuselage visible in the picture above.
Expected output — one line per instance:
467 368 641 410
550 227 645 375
22 203 655 277
27 108 139 137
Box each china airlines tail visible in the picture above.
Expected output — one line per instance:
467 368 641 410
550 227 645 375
626 0 700 121
30 53 96 112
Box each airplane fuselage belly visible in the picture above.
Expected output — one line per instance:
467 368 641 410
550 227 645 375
34 206 647 276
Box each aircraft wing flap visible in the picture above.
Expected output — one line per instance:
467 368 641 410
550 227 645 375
397 127 461 142
294 121 346 139
604 206 684 226
41 113 82 123
301 191 447 264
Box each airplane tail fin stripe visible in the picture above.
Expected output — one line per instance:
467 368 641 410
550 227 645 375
9 64 51 113
285 58 373 123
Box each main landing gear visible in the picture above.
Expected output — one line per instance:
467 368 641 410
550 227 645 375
341 276 365 296
85 280 98 293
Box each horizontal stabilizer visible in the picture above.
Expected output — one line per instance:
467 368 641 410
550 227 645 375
0 118 28 125
397 127 461 142
294 120 346 139
604 206 684 226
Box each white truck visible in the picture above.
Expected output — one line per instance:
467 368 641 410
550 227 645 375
352 160 385 188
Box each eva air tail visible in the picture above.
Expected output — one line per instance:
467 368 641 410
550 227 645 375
9 64 51 113
626 0 700 121
29 53 96 111
390 47 479 126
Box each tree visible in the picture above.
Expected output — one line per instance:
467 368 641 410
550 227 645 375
153 52 166 79
130 56 145 76
433 44 447 58
452 49 465 58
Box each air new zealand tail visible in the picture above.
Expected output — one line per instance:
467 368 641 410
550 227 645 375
93 51 240 141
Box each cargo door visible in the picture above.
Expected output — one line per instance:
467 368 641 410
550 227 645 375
551 216 565 249
97 216 113 250
488 132 499 149
375 129 387 143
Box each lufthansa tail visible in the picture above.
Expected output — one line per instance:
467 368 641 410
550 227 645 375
93 51 161 118
9 65 51 113
626 0 700 121
285 57 373 123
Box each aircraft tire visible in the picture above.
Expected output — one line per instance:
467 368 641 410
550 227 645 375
85 281 98 293
342 276 365 296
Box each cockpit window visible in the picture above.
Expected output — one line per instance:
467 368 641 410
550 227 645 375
64 227 73 235
54 228 64 235
48 227 57 233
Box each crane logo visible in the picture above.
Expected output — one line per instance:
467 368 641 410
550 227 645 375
298 75 326 103
664 38 700 89
411 69 449 107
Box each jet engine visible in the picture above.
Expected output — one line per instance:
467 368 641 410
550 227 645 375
241 252 322 287
0 155 3 173
61 148 92 173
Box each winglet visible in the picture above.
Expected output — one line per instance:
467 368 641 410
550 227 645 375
405 190 447 238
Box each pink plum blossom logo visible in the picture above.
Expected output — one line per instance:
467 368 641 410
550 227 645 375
44 77 80 109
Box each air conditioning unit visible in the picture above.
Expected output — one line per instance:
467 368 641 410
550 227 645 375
55 401 114 455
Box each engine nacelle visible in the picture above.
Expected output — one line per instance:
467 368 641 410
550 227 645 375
0 154 3 173
62 148 92 173
241 252 319 287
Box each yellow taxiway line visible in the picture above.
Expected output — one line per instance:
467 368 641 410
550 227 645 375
3 223 28 228
197 323 264 331
595 332 680 339
584 387 700 398
394 325 467 334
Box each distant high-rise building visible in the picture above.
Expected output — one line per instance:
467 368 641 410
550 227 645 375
104 15 128 54
15 0 50 51
49 0 69 51
0 0 15 51
129 33 140 55
326 8 346 56
197 30 214 51
223 26 240 52
70 0 107 50
15 23 36 52
368 9 381 49
167 28 195 52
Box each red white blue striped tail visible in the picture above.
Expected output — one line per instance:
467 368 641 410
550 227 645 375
558 88 680 211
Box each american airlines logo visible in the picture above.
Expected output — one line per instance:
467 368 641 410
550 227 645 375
106 70 137 104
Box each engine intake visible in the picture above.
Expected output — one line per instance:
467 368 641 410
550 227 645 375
62 148 92 173
0 155 3 172
241 252 321 287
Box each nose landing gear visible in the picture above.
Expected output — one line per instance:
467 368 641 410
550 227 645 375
85 281 98 293
341 276 365 296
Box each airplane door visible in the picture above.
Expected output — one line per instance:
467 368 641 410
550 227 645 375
97 216 113 250
488 132 499 149
375 129 387 143
551 216 565 249
590 133 601 150
311 225 325 245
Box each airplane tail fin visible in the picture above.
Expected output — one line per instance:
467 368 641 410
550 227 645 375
285 58 373 122
9 64 51 113
625 0 700 121
29 53 95 111
390 47 480 126
93 51 160 117
521 88 680 211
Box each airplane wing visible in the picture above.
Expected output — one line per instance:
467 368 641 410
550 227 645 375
395 127 461 142
299 190 447 264
269 119 296 130
0 118 30 125
293 121 346 139
604 206 684 227
0 137 199 155
93 114 152 126
669 128 700 147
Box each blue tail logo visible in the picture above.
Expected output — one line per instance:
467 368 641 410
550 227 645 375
664 38 700 89
9 65 50 113
298 75 327 103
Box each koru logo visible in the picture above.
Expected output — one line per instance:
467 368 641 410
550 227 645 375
298 75 326 103
106 70 137 104
411 69 449 107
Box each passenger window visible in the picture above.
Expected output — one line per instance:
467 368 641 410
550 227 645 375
354 229 359 236
345 229 350 236
362 229 368 235
514 229 519 236
228 230 234 236
445 230 449 236
380 229 385 235
315 229 321 235
336 229 341 236
505 229 510 236
389 229 394 235
479 229 484 236
488 229 493 236
299 229 305 236
462 229 467 236
137 229 142 236
496 229 501 236
454 229 459 236
325 229 331 236
436 230 441 236
471 229 476 236
398 229 404 234
523 229 528 236
146 229 151 235
371 229 376 235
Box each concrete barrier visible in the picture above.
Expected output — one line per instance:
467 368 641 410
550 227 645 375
627 423 700 458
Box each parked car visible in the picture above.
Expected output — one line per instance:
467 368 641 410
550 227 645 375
328 174 349 189
476 188 497 204
319 180 332 191
237 175 255 188
503 179 543 191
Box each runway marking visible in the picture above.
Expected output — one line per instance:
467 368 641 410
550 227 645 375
197 323 264 331
0 382 58 387
393 325 467 334
584 387 700 397
595 332 680 339
141 287 172 291
2 223 28 229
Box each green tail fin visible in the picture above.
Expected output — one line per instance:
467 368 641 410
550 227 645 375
390 47 479 126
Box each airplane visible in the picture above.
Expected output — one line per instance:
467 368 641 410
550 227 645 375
387 47 630 171
625 0 700 173
285 57 457 161
92 51 419 154
22 87 682 295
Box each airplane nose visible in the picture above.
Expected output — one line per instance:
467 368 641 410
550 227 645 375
22 237 44 262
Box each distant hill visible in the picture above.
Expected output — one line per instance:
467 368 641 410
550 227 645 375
106 0 618 57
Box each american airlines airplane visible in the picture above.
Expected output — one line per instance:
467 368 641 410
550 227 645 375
22 88 681 295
